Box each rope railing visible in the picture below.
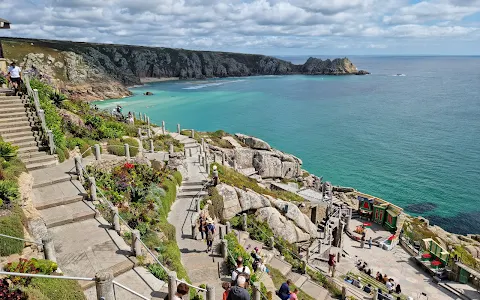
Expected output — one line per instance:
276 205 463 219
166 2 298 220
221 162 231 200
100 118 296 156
0 233 43 245
112 280 150 300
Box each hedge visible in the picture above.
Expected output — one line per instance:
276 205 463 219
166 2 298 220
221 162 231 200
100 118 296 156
27 277 86 300
173 171 182 186
107 138 139 157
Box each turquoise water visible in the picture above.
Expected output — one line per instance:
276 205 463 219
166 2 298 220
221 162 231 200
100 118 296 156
95 56 480 234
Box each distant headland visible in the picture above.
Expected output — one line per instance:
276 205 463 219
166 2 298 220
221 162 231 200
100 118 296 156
1 37 369 100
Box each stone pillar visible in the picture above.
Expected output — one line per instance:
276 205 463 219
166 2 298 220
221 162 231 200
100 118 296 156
168 271 177 299
112 207 120 235
132 230 142 257
269 236 275 250
198 154 201 164
47 130 55 155
196 199 200 212
124 143 130 159
137 112 141 120
201 138 204 150
169 143 174 155
137 128 142 139
219 226 225 240
189 148 192 157
149 139 154 153
206 284 215 300
222 153 226 165
74 156 83 183
201 156 205 167
191 129 195 139
341 286 347 300
221 239 228 260
252 282 261 300
162 121 165 134
233 158 238 171
147 116 150 127
335 221 345 248
226 221 231 234
301 260 307 274
242 213 247 231
95 271 114 300
94 144 101 160
177 124 180 134
199 145 203 155
89 177 97 202
148 128 152 138
183 147 187 158
42 234 57 263
143 113 147 122
192 223 197 240
346 207 352 231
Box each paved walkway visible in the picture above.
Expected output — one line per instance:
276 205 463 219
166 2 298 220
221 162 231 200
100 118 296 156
167 134 229 297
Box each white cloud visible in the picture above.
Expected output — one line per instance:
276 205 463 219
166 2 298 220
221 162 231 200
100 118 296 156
0 0 479 54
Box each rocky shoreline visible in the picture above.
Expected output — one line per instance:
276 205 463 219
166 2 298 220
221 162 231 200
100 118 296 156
2 37 369 100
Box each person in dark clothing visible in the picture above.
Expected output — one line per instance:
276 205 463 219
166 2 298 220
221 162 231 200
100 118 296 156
227 275 250 300
277 279 291 300
395 284 401 294
363 283 372 293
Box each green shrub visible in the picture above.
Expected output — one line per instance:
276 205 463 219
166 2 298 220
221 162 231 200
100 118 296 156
173 171 182 186
28 277 86 300
107 140 125 156
30 78 66 149
0 180 20 203
56 147 66 163
0 205 25 256
0 157 26 180
148 263 168 281
0 140 18 161
208 187 224 222
121 137 140 156
211 163 304 202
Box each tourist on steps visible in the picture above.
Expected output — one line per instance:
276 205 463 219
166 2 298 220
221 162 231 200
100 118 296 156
231 256 251 283
277 279 291 300
171 282 189 300
205 217 215 252
227 275 250 300
222 282 231 300
212 165 219 186
289 288 298 300
7 62 22 96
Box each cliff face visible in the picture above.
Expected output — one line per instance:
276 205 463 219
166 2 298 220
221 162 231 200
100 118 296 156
1 37 368 100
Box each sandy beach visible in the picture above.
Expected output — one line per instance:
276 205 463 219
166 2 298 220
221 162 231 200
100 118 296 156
140 77 179 83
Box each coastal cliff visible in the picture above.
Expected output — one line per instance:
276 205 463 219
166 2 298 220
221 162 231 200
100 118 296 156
1 37 368 100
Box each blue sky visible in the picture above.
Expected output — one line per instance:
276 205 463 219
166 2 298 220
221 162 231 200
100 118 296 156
1 0 480 55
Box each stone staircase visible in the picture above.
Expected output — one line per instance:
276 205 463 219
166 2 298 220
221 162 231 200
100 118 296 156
0 95 57 171
30 158 166 299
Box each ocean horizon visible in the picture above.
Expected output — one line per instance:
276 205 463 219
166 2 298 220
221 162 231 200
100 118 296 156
95 55 480 235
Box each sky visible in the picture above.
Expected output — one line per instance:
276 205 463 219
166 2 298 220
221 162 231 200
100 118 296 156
1 0 480 55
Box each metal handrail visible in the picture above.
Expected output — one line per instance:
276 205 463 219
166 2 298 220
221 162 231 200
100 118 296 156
0 271 94 281
0 233 43 245
78 161 207 293
112 280 150 300
175 279 207 292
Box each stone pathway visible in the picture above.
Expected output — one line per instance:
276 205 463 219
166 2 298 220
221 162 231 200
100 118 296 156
30 156 166 299
167 134 230 296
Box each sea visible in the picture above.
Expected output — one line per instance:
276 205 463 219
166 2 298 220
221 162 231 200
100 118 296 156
94 56 480 235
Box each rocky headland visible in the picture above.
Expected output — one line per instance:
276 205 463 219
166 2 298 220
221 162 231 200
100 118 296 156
1 37 368 100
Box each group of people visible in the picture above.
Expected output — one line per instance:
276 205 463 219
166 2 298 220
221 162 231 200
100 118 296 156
198 213 216 252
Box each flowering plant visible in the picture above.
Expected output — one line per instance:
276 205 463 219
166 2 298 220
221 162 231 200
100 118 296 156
124 162 134 169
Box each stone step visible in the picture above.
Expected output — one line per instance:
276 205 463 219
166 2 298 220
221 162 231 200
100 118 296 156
0 106 27 114
12 139 39 148
0 103 26 110
0 130 36 140
31 161 74 188
17 145 48 154
33 180 86 210
0 125 33 134
84 267 167 300
26 159 58 171
41 200 96 228
48 217 137 289
19 150 49 159
23 153 56 165
0 116 29 124
0 99 24 105
177 190 207 199
182 181 207 187
1 111 31 119
0 120 32 129
269 257 292 276
299 280 329 300
287 270 308 287
4 134 38 145
181 186 205 192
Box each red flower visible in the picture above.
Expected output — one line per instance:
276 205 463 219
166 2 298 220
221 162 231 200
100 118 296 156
124 163 134 169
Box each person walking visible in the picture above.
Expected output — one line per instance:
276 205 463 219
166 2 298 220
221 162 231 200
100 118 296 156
328 253 336 277
199 213 207 240
171 282 189 300
227 275 250 300
277 279 291 300
231 256 251 283
222 282 231 300
368 237 372 249
205 217 215 252
7 62 21 95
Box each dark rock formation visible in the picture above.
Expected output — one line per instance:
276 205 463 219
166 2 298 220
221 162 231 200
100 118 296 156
144 92 153 95
2 37 369 100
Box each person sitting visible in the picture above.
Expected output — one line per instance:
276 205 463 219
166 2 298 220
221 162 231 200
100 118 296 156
289 288 299 300
344 276 353 284
277 279 291 300
376 272 383 282
386 278 394 292
352 277 362 288
366 268 372 276
363 283 372 293
359 262 367 271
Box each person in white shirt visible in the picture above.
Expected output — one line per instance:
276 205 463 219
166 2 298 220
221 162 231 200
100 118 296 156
231 256 251 282
7 62 22 94
171 282 189 300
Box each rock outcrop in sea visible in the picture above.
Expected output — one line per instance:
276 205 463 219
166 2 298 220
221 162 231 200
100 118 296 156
2 37 369 100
